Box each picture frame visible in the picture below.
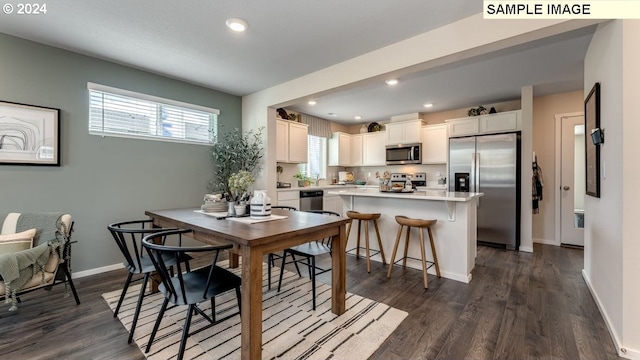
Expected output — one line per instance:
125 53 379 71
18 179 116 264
584 82 600 198
0 101 60 166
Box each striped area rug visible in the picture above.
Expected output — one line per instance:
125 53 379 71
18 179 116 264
102 261 407 360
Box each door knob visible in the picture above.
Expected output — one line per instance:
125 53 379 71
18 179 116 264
563 186 570 191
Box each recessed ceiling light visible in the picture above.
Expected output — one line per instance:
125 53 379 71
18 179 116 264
423 103 433 108
354 116 362 120
385 79 398 86
328 112 338 117
226 18 248 32
308 100 317 105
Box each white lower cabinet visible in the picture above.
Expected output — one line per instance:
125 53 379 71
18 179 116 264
277 190 300 209
322 195 343 215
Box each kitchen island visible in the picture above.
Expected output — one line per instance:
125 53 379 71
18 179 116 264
328 188 483 283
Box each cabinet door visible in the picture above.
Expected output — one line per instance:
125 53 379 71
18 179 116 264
277 199 299 209
386 123 405 144
478 111 520 134
421 124 447 164
328 132 351 166
387 120 423 144
362 132 386 166
275 120 289 162
447 117 479 137
350 134 363 166
402 121 423 143
322 195 343 215
288 122 308 163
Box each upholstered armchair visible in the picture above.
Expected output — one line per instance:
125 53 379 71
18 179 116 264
0 212 80 311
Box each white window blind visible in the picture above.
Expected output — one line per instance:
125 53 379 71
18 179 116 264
88 83 219 145
300 135 327 180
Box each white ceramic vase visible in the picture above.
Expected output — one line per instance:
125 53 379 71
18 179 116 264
250 190 272 219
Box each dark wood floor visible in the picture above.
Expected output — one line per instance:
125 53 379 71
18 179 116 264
0 244 620 360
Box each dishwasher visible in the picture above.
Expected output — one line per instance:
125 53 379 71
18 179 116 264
299 190 323 211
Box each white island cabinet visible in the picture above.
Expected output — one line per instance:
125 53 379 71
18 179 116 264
328 188 483 283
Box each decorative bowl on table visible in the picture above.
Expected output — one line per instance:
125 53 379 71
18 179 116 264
354 180 367 185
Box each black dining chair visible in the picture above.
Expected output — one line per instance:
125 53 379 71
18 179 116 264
142 229 241 360
107 219 190 343
277 210 341 310
267 205 298 289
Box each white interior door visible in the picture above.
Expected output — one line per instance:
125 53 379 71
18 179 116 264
560 115 585 246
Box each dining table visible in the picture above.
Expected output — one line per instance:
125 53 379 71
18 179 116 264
144 207 350 360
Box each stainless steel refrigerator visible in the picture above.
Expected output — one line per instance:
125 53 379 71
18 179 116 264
449 132 521 250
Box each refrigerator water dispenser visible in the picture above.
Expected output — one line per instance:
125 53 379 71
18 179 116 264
454 172 470 192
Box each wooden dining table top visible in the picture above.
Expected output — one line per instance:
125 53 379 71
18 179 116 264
145 207 350 250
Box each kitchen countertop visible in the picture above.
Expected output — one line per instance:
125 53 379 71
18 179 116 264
327 187 482 202
276 184 448 192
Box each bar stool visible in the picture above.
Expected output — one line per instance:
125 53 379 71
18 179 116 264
387 215 441 288
346 210 387 273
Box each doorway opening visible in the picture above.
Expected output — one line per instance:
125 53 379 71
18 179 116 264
554 112 585 247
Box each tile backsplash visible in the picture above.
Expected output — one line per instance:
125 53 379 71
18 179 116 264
277 162 447 187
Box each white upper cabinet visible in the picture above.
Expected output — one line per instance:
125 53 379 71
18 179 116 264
276 120 289 162
446 117 479 137
421 124 448 164
328 132 352 166
276 119 308 163
478 111 521 134
386 119 424 144
446 110 521 137
362 131 386 166
350 134 363 166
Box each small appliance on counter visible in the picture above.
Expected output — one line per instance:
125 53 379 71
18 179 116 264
276 182 291 189
338 171 354 184
411 173 426 187
388 173 414 191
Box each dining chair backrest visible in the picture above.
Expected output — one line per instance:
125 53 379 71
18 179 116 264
141 229 235 306
302 210 341 247
108 219 177 274
272 205 298 211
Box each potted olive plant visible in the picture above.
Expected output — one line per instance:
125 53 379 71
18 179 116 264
210 126 264 200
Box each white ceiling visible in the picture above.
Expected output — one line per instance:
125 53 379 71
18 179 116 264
0 0 595 124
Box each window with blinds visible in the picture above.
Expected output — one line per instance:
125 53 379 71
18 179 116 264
299 135 327 179
88 83 219 145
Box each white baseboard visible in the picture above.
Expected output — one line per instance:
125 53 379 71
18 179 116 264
533 237 557 246
72 263 123 279
582 269 638 359
519 246 534 253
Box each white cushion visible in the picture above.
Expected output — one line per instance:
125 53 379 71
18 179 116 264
0 228 36 255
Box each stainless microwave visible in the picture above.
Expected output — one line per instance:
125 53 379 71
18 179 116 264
385 143 421 165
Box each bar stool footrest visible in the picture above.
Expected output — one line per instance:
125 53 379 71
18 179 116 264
346 247 382 258
391 256 436 270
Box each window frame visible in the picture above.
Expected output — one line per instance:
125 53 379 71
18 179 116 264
87 82 219 145
300 134 327 180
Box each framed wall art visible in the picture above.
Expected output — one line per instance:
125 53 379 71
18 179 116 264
0 101 60 166
584 82 600 198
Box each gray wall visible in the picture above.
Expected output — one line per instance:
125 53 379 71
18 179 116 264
0 33 242 272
